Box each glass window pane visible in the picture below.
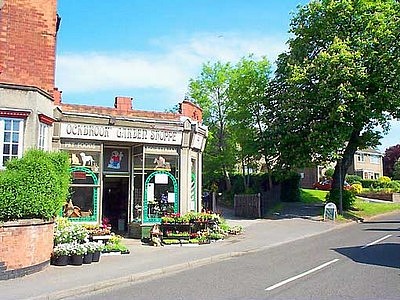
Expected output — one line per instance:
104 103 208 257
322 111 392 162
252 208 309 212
12 132 19 143
3 144 9 154
4 132 10 142
65 186 94 217
12 144 18 155
3 156 9 165
12 120 20 131
4 120 11 131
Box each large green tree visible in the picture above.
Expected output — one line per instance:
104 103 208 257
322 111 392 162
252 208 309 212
188 61 236 191
188 56 273 191
273 0 400 212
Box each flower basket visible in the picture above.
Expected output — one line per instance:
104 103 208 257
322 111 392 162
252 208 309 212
51 255 70 266
70 254 83 266
83 253 93 264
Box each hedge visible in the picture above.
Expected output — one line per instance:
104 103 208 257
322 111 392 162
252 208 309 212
0 149 70 221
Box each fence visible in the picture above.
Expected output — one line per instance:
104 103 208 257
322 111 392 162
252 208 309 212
234 185 281 218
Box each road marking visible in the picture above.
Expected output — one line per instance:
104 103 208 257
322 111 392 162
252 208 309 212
265 259 339 291
361 234 392 249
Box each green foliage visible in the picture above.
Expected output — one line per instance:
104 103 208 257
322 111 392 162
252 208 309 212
272 0 400 174
324 168 334 179
392 160 400 180
325 189 356 211
0 149 71 221
280 172 301 202
345 175 362 184
188 56 273 191
360 179 376 188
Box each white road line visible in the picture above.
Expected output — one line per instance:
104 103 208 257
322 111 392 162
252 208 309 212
361 234 392 249
265 259 339 291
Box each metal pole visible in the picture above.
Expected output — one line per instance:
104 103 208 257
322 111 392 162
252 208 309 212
339 160 343 215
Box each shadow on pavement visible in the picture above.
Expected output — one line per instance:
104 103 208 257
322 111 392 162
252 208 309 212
333 243 400 269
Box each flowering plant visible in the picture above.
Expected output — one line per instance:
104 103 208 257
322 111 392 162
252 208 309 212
54 217 88 244
83 241 104 254
52 243 71 257
68 242 87 256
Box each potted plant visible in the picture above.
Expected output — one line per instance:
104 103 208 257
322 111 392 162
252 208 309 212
51 243 71 266
69 242 87 265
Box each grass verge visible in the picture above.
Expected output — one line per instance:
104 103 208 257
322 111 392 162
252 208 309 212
301 188 400 221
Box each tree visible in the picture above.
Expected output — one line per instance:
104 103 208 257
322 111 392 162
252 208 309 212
188 56 274 192
188 61 236 191
272 0 400 213
228 56 275 189
383 144 400 177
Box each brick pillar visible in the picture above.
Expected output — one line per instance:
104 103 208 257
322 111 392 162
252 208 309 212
0 0 58 95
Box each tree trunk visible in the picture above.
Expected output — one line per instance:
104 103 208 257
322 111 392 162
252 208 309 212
331 130 361 214
223 167 232 192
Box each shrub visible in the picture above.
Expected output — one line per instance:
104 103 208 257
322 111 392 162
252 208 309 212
351 183 363 194
325 189 355 211
378 176 391 184
359 179 376 188
346 175 362 184
0 149 70 221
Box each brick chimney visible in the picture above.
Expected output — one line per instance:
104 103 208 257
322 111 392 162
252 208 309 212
0 0 59 95
114 96 133 112
53 87 62 105
180 100 203 122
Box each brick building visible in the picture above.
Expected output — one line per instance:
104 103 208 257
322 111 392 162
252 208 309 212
0 0 207 238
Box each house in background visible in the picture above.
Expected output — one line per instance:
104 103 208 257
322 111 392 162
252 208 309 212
349 148 383 180
300 148 384 188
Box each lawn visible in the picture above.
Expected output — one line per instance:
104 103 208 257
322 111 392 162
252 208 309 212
301 188 400 220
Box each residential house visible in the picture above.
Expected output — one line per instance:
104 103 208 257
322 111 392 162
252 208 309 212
300 148 383 188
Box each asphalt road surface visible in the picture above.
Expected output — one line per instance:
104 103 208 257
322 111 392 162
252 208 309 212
70 212 400 300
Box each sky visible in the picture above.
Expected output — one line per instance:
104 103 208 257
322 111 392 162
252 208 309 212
55 0 399 152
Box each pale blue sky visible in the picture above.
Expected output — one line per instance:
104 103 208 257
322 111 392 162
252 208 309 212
55 0 399 151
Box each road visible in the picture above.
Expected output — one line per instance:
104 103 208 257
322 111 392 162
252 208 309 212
71 212 400 300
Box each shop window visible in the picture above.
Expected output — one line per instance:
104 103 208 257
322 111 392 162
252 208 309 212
142 153 179 223
0 118 24 168
64 166 99 222
103 147 129 173
68 150 100 173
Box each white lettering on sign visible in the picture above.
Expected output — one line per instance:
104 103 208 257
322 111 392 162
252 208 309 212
60 123 183 145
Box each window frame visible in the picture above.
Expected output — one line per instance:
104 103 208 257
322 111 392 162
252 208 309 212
0 118 24 168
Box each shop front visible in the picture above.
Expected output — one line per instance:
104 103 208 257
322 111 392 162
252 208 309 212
52 99 207 238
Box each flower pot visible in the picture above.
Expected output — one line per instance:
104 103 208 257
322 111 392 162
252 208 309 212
92 251 101 262
70 254 83 266
52 255 70 266
83 253 93 264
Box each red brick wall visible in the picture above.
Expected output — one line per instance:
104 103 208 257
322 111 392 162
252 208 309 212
180 100 203 122
0 0 58 94
0 220 54 271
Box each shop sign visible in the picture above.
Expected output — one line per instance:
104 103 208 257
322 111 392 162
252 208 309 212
61 141 101 151
60 123 182 145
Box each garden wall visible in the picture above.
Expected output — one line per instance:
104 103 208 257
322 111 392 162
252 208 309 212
0 219 54 280
358 192 400 203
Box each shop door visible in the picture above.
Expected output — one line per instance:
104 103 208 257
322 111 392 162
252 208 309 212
102 176 129 233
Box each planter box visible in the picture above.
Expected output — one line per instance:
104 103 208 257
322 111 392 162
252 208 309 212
359 192 400 203
0 219 54 280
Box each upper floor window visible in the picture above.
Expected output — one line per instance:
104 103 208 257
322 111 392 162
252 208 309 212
38 122 49 150
370 155 380 164
0 118 24 168
357 153 365 162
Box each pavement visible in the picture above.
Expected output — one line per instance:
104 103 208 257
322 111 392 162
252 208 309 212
0 205 346 300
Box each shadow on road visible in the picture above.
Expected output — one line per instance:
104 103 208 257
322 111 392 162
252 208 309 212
333 243 400 269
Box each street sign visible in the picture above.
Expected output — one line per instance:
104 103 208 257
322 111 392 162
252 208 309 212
324 202 337 221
